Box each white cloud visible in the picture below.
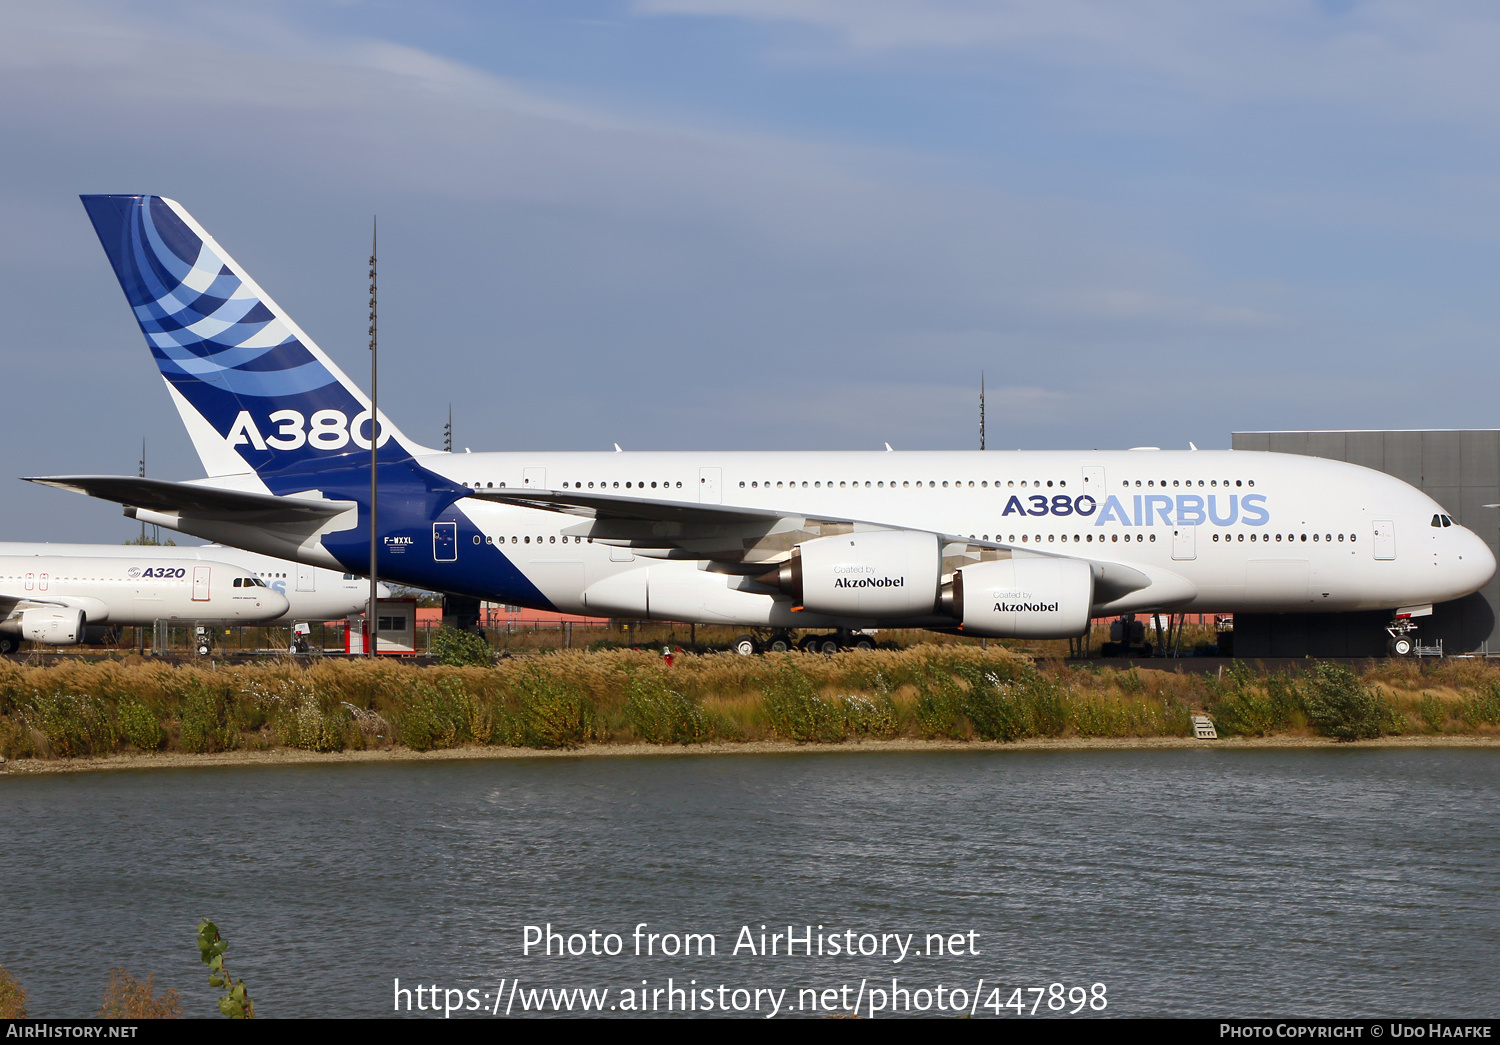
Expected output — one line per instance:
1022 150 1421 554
634 0 1500 130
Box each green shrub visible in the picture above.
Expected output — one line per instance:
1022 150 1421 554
178 681 240 753
276 695 348 753
759 659 843 742
429 626 494 667
1460 682 1500 727
912 672 967 739
1265 673 1305 727
1071 696 1130 737
397 677 486 750
0 964 26 1018
0 717 33 760
23 695 118 758
1205 670 1305 737
840 694 899 739
624 673 709 744
506 665 592 748
1207 691 1278 736
118 700 167 751
957 668 1038 741
1417 694 1448 733
1302 663 1399 742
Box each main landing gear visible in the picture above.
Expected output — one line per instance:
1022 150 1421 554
731 630 877 655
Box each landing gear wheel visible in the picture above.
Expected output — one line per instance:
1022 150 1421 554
0 636 17 655
852 635 875 651
196 642 212 657
733 635 759 657
799 635 821 653
818 638 841 655
768 633 793 653
1389 634 1415 657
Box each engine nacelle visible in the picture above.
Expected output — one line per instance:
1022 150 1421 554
766 530 941 618
20 607 86 645
944 557 1094 638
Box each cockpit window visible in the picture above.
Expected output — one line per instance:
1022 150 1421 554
1442 515 1453 527
1432 515 1442 527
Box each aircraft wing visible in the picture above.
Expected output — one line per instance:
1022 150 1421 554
466 486 1163 604
24 475 355 522
0 594 111 622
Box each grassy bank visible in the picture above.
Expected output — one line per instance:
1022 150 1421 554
2 648 1499 765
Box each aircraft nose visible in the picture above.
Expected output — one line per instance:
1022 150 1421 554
262 588 291 618
1456 525 1497 593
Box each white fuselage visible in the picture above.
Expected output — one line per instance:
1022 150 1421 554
416 447 1493 621
0 554 289 643
0 543 375 623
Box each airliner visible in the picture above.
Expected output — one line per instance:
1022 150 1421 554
0 542 379 630
29 195 1496 656
0 550 288 652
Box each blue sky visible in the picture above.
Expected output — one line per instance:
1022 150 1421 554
2 0 1499 540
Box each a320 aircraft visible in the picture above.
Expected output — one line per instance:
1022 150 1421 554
0 549 288 652
0 542 379 653
30 195 1497 656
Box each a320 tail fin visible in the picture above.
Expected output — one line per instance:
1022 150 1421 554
80 195 422 480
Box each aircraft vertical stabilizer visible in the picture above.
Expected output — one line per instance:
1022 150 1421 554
79 195 427 480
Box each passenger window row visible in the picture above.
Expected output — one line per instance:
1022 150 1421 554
476 535 582 545
565 481 684 490
960 533 1153 545
1212 533 1355 543
737 479 1069 490
1123 479 1254 488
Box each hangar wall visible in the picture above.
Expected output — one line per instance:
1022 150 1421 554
1231 430 1500 656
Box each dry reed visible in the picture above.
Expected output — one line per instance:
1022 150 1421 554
4 648 1500 761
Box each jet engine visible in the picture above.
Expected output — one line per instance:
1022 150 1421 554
763 530 941 617
942 557 1094 638
19 607 86 645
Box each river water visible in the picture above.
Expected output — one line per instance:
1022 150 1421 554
1 747 1496 1019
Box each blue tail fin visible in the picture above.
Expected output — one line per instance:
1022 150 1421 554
81 195 424 479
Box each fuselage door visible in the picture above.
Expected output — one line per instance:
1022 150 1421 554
1082 465 1106 502
296 564 316 592
192 565 211 601
1373 520 1395 560
699 467 721 504
433 521 458 562
523 467 546 489
1172 526 1196 561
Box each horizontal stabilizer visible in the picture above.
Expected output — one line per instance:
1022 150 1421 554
24 475 353 521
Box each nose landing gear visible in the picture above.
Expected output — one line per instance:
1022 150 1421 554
1385 605 1433 657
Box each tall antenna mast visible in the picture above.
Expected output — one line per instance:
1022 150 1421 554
367 218 379 660
979 371 986 451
